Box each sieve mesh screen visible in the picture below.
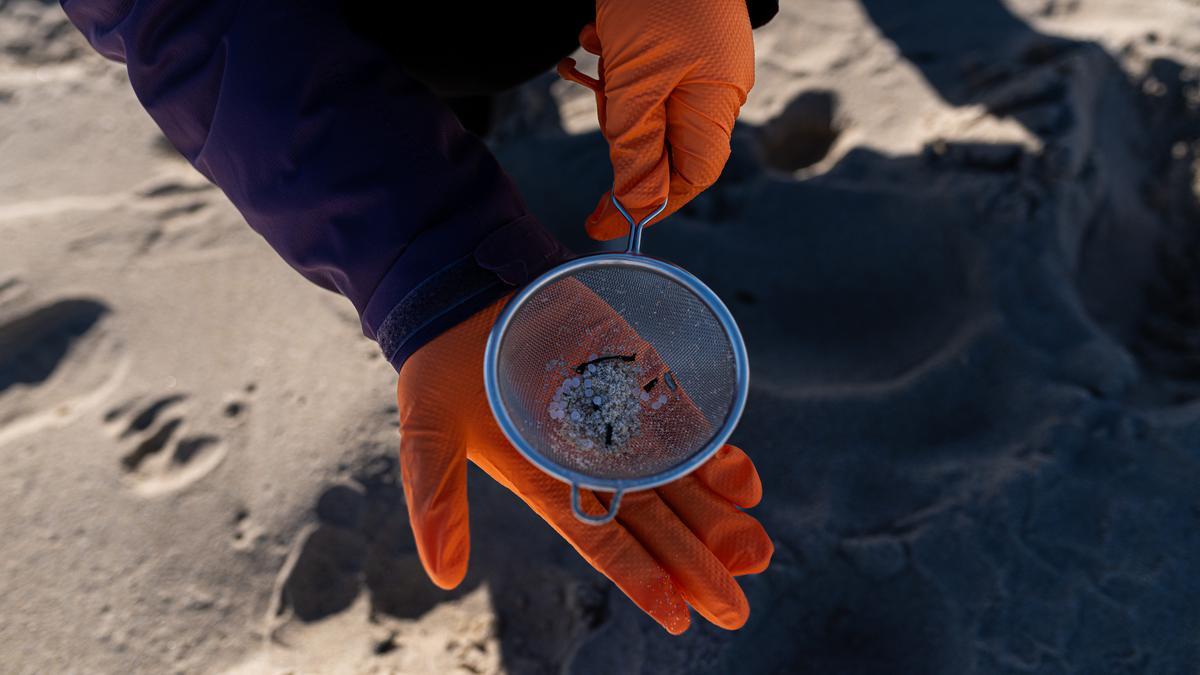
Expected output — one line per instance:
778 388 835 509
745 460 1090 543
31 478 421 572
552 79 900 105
494 262 738 481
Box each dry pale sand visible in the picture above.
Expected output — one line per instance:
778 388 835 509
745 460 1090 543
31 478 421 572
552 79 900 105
2 0 1200 673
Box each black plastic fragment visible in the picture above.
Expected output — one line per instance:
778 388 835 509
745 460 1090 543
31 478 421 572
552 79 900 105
575 353 637 374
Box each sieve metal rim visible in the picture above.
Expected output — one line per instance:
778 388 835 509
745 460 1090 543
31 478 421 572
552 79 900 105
482 251 750 499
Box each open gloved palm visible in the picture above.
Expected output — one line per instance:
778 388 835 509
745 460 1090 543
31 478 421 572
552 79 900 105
396 292 773 634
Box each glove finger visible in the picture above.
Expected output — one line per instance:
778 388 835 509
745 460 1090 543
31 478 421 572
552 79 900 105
662 82 741 208
585 85 672 241
469 437 692 635
583 190 629 241
604 489 750 630
586 82 742 241
691 444 763 509
398 422 471 590
657 474 773 576
578 23 601 55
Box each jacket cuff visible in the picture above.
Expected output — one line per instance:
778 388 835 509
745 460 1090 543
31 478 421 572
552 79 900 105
370 216 570 371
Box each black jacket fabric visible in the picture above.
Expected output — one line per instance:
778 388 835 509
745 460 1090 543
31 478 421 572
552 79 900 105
343 0 780 97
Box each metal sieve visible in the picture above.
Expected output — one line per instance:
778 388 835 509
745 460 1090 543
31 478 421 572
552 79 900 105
483 196 749 524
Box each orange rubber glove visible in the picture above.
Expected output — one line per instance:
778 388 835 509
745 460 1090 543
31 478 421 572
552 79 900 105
557 0 755 241
396 293 772 633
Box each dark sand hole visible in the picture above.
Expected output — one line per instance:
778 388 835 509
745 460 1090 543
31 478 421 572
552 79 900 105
121 394 187 438
139 180 213 199
0 298 109 394
758 90 841 172
121 418 183 472
173 435 220 464
374 632 399 656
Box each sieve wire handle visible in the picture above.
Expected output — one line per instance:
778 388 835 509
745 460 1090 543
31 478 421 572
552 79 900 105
571 484 625 525
611 194 669 255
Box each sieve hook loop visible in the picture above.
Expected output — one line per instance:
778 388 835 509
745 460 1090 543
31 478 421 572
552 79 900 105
571 484 625 525
611 194 668 255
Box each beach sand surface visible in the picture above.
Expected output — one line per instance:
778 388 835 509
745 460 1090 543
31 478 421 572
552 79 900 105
2 0 1199 672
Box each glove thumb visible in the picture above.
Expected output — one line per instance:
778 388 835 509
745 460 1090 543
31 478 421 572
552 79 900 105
398 413 471 590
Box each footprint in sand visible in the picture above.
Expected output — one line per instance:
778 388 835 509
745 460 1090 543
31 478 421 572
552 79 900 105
105 393 228 497
0 297 109 394
135 176 214 223
65 173 222 258
273 456 457 623
0 297 126 445
756 90 841 173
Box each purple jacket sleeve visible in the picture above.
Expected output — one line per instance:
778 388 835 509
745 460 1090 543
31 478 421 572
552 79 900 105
61 0 568 370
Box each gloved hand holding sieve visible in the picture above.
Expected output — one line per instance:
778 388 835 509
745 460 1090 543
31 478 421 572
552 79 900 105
484 196 750 524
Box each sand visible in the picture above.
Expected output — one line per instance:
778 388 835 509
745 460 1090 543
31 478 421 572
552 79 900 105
2 0 1199 672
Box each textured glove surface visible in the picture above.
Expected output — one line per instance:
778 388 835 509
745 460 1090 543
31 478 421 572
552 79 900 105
558 0 755 240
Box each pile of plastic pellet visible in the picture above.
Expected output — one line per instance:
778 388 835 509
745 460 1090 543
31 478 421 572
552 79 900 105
548 354 646 451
